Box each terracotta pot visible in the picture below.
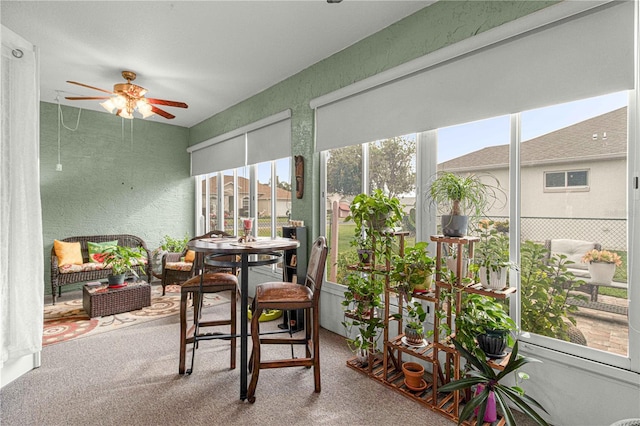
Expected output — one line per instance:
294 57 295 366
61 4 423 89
402 361 425 389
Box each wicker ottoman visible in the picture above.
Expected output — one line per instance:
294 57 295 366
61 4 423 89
83 281 151 318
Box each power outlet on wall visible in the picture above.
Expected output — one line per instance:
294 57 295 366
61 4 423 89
56 163 62 171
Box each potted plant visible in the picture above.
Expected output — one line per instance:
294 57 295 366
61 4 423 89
403 300 428 346
455 293 517 359
390 241 435 296
100 244 147 286
341 273 385 365
581 248 622 284
151 233 189 278
472 220 518 289
427 171 504 237
346 189 404 265
439 339 549 426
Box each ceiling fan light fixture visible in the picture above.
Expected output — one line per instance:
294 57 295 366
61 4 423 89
136 100 155 118
112 95 127 110
116 109 133 120
100 99 116 113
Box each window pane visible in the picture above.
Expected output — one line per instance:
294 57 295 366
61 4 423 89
567 170 588 187
521 92 628 356
237 167 250 232
256 163 272 237
222 170 234 233
545 172 565 188
325 145 362 283
209 174 218 231
274 158 291 237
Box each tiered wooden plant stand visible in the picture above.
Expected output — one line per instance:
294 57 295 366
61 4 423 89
346 234 517 425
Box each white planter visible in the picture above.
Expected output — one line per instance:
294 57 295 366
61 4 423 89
446 256 468 279
479 266 508 290
588 262 616 284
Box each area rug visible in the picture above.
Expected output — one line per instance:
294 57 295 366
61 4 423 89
42 284 228 346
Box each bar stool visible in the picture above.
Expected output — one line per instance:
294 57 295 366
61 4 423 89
179 272 239 374
246 236 328 403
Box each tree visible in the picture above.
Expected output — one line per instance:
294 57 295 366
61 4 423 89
326 145 362 196
326 136 416 198
369 136 415 198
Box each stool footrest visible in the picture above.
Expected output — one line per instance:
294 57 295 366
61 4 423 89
259 358 313 369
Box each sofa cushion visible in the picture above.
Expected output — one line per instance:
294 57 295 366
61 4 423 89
165 261 193 272
54 240 83 266
184 250 196 263
59 262 106 274
87 240 118 263
550 239 598 270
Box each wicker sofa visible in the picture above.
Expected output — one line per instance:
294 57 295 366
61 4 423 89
50 234 151 304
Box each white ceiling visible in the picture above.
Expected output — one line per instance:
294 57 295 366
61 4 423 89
1 1 431 128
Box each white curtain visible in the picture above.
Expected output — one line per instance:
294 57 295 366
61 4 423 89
1 27 44 368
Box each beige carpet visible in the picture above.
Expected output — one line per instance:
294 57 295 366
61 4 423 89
42 283 228 346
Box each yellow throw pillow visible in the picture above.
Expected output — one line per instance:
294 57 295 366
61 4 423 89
184 250 196 263
54 240 83 266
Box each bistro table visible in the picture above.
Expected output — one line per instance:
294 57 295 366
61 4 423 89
187 236 299 401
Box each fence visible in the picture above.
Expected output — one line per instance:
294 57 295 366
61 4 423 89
486 216 627 251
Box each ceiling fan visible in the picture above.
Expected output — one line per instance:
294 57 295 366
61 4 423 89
65 71 188 120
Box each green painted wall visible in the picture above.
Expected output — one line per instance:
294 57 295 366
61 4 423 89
40 102 193 293
188 0 557 241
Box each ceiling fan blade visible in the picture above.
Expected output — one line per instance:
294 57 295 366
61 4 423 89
65 96 110 101
67 81 113 95
146 98 188 109
150 105 175 119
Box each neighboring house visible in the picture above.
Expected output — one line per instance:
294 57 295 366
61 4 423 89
207 175 291 218
439 107 627 247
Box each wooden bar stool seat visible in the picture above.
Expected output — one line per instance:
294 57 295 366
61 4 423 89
179 272 239 374
247 236 328 403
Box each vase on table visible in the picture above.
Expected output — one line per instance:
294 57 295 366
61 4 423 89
588 261 616 284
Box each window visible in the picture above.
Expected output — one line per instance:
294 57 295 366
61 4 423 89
197 159 291 240
544 170 589 191
323 135 416 284
521 92 628 361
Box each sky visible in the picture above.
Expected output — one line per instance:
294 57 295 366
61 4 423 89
438 91 628 163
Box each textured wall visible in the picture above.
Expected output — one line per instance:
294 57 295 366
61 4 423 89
188 0 557 240
40 102 193 293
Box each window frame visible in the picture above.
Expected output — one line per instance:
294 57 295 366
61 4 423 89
543 169 590 192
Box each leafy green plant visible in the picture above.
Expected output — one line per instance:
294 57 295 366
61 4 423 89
455 293 517 358
471 220 518 287
390 241 435 297
100 245 146 276
405 300 428 333
439 339 549 426
341 273 385 355
346 189 403 260
520 240 582 342
159 234 190 253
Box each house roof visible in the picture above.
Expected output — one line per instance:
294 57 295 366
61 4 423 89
440 107 627 171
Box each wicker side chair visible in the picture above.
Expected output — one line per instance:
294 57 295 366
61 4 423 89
160 230 235 295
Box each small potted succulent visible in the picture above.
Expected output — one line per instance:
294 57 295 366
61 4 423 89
100 245 147 286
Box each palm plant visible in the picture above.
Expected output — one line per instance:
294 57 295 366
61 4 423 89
439 339 549 426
